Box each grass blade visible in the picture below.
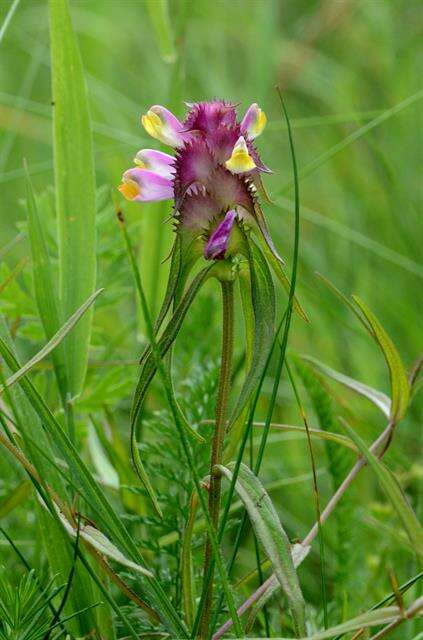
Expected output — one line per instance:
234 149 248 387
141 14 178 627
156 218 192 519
24 162 66 397
49 0 97 398
352 296 410 421
341 419 423 563
301 354 391 418
145 0 176 63
0 289 103 394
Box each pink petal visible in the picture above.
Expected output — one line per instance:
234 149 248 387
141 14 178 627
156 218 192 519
134 149 175 179
120 168 173 202
204 209 237 260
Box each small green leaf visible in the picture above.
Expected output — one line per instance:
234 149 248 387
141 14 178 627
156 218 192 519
0 289 103 395
352 296 410 421
342 419 423 563
301 354 392 418
218 462 306 637
49 0 97 398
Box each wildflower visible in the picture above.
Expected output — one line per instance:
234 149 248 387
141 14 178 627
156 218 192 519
119 100 280 263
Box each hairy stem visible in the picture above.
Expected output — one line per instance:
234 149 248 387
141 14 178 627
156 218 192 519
198 280 234 639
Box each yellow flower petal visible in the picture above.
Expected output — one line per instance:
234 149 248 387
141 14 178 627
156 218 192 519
225 137 256 174
118 179 140 200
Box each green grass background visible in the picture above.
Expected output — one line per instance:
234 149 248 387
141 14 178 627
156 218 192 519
0 0 422 637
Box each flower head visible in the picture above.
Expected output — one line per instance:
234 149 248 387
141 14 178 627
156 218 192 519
119 100 275 262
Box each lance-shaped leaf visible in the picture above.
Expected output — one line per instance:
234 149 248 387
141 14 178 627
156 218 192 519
301 354 391 418
262 605 401 640
217 462 306 637
342 419 423 563
0 289 103 395
246 543 310 632
49 0 97 398
316 276 409 423
227 236 275 430
255 227 308 322
24 164 67 397
352 296 410 421
130 264 212 514
52 503 153 578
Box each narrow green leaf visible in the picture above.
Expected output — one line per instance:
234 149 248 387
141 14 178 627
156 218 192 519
145 0 176 63
341 419 423 563
49 0 96 397
253 421 358 451
302 354 391 418
52 503 153 578
131 264 212 429
0 0 21 45
255 230 308 321
0 480 31 518
352 296 410 421
218 462 306 637
246 544 310 632
0 289 103 395
227 236 275 430
252 605 401 640
24 163 66 396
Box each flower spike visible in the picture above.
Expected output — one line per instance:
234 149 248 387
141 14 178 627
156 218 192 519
134 149 175 179
241 103 267 140
120 99 282 264
225 136 256 174
118 168 173 202
141 105 187 147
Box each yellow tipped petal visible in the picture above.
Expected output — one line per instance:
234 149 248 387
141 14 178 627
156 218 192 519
252 109 267 138
225 137 256 174
118 179 140 201
133 157 146 168
141 111 164 143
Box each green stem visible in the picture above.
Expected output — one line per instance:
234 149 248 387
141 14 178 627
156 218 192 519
198 280 234 640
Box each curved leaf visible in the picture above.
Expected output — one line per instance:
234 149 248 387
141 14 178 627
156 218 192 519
0 289 104 395
246 544 310 632
301 354 391 418
352 296 410 421
227 237 275 429
341 419 423 564
218 462 306 637
130 265 212 513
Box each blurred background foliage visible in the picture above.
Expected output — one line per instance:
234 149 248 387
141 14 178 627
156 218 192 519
0 0 422 636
